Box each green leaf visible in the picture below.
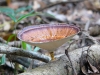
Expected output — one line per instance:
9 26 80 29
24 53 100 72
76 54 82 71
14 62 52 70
34 47 40 52
15 5 33 14
22 42 33 51
0 7 16 22
0 7 15 16
0 54 6 65
43 12 55 18
22 41 27 50
26 44 32 51
22 42 40 51
16 12 40 24
7 14 17 22
7 34 16 43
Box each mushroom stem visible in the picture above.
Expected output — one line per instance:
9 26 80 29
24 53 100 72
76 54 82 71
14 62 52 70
50 52 55 60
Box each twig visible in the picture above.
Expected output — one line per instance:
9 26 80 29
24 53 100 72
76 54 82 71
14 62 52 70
0 37 7 43
83 32 99 44
8 41 21 47
80 21 91 47
42 15 100 26
84 20 90 31
7 55 39 68
0 43 50 63
37 0 85 11
65 50 77 75
67 20 100 26
65 40 78 75
0 37 22 47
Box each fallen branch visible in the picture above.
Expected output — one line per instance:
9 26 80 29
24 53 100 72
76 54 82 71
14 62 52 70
37 0 85 11
8 41 21 47
18 44 100 75
7 55 39 68
0 43 50 63
41 15 100 26
83 31 99 44
0 37 22 47
67 20 100 26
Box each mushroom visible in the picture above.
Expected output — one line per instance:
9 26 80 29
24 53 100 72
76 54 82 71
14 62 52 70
17 24 80 60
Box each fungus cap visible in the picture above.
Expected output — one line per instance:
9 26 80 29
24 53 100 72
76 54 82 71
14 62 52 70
17 24 80 52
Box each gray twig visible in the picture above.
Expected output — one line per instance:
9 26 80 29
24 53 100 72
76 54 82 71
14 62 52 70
0 37 7 43
37 0 85 11
7 55 39 68
65 40 78 75
0 43 50 63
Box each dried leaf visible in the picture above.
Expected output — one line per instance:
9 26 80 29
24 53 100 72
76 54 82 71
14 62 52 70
88 60 99 73
80 54 90 75
82 66 88 75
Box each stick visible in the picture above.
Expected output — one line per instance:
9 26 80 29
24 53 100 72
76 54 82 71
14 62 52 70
0 43 50 63
37 0 85 11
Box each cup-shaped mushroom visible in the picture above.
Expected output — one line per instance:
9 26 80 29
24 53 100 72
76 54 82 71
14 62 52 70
17 24 80 52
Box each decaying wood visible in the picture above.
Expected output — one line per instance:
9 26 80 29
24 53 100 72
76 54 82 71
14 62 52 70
18 44 100 75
